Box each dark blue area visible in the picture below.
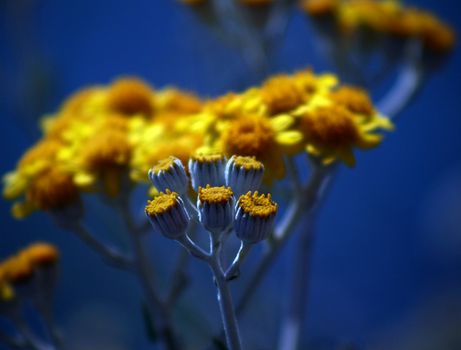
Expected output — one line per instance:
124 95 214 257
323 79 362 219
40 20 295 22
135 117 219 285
1 1 460 349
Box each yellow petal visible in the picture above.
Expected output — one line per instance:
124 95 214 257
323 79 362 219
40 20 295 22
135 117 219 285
306 144 321 156
357 133 383 149
74 172 95 187
270 114 295 131
276 131 303 145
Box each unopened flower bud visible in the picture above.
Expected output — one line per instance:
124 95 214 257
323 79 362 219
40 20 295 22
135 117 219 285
188 154 226 191
145 190 190 239
148 157 189 195
234 192 277 244
197 186 234 234
225 156 264 198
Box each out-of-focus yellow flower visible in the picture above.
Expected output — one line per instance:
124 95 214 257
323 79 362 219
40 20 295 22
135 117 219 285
21 243 60 267
329 85 374 115
0 243 60 302
301 0 456 53
216 115 297 180
26 166 79 212
106 77 155 116
296 104 390 166
261 75 306 115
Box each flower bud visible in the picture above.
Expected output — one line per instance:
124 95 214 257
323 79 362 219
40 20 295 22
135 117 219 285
197 186 234 234
148 157 189 195
234 192 277 244
225 156 264 198
188 154 226 191
145 190 190 239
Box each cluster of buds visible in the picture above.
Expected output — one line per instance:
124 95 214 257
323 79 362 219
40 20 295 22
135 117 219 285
145 154 277 247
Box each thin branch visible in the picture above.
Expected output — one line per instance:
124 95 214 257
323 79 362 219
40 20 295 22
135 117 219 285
377 40 426 119
68 222 134 270
225 242 252 281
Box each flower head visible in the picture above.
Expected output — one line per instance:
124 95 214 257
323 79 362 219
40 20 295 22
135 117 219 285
225 155 264 198
145 190 190 239
234 192 277 244
148 157 189 195
298 104 384 166
0 243 60 303
22 243 59 268
106 77 155 116
329 86 374 115
197 186 234 234
189 154 226 191
261 75 305 115
21 166 79 218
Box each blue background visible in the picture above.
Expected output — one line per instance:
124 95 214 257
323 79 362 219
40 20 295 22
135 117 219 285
1 1 460 349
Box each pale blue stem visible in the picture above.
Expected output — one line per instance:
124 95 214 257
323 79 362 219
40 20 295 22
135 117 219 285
377 62 425 119
179 227 242 349
209 240 242 350
225 241 252 280
378 40 425 119
176 235 210 261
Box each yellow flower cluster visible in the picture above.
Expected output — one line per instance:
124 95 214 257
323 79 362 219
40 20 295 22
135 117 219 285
300 0 456 53
0 243 59 301
3 71 392 218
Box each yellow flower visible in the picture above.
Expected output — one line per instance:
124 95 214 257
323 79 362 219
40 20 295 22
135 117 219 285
297 104 388 166
0 243 60 301
217 115 298 180
329 85 374 115
261 75 306 115
106 77 155 116
21 243 60 267
26 166 79 211
303 0 456 54
3 139 66 211
155 88 203 114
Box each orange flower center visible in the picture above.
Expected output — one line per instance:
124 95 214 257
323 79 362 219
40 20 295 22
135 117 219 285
27 167 79 210
107 77 154 116
300 105 359 148
329 86 374 115
222 116 275 158
261 75 304 114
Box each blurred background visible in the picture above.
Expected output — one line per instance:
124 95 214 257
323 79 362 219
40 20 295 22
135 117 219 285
1 0 460 349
